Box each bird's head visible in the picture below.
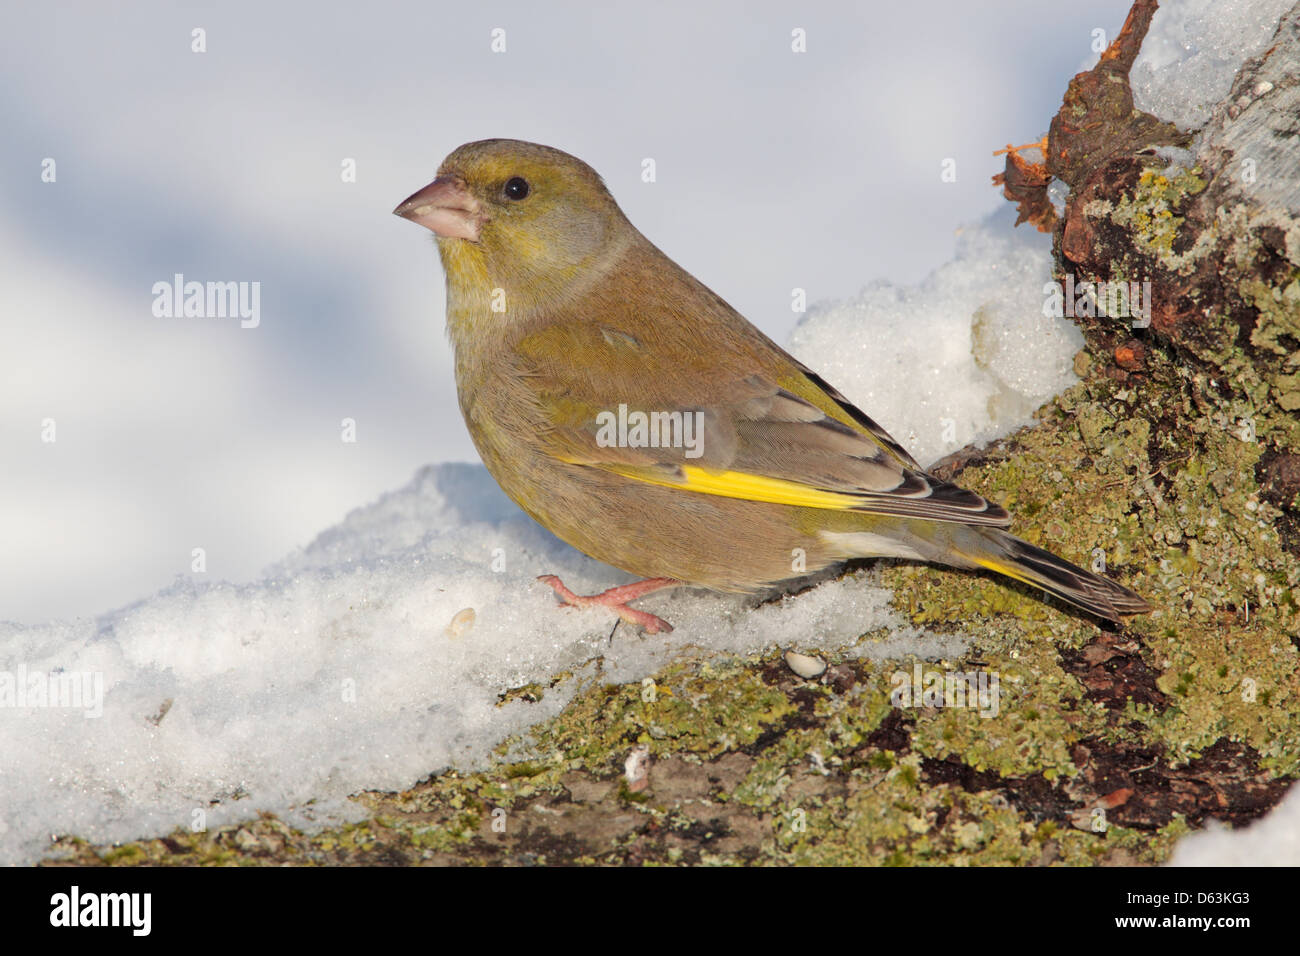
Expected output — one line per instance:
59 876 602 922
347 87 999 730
394 139 635 315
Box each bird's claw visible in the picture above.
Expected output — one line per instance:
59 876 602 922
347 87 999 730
537 574 676 634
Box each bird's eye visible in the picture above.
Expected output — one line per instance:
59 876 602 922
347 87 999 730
503 176 530 201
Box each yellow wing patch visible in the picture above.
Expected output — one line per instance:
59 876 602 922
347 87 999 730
610 464 869 511
971 556 1037 589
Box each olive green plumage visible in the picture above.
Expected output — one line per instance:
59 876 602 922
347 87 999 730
395 139 1150 623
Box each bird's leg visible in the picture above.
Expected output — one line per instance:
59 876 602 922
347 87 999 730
536 575 680 634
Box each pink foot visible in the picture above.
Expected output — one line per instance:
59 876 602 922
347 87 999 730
537 575 680 634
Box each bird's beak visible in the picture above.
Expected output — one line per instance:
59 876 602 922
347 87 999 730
393 176 483 241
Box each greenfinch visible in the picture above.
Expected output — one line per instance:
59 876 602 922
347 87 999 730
395 139 1150 633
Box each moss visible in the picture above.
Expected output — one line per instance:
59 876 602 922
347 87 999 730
1243 274 1300 358
98 844 147 865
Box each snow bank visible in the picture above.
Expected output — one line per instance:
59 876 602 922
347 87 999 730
0 456 969 865
789 212 1081 468
1131 0 1294 130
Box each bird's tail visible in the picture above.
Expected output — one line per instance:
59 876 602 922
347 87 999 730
951 528 1151 623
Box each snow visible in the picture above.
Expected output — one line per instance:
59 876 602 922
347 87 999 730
789 211 1082 468
1168 783 1300 866
1130 0 1293 130
0 458 968 865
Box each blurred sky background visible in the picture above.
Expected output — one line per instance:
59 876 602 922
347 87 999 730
1 0 1135 623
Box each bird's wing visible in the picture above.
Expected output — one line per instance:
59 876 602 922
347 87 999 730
512 308 1011 528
